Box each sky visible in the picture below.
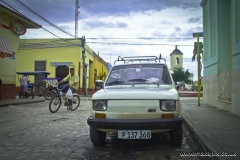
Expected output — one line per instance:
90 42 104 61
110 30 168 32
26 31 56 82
1 0 203 81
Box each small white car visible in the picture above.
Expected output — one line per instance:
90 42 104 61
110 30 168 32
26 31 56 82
87 55 182 146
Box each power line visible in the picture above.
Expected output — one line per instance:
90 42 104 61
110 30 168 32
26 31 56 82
1 0 77 45
1 0 28 19
18 45 80 50
20 38 78 45
14 0 75 37
19 38 81 47
42 28 78 45
1 1 197 47
86 42 194 46
86 37 201 40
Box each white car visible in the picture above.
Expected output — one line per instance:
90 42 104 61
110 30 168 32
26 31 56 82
87 55 182 146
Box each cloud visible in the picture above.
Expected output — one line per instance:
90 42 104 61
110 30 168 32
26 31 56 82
2 0 203 80
151 31 167 38
183 57 193 63
80 0 200 17
187 17 201 23
83 21 128 29
160 21 173 25
175 27 182 32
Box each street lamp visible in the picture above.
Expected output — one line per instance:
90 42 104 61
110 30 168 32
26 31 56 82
193 32 203 106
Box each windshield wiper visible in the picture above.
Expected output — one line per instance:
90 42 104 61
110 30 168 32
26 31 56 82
128 78 147 82
152 82 160 85
106 80 125 85
146 81 160 86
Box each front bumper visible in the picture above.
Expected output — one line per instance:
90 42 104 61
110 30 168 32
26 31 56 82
87 117 183 130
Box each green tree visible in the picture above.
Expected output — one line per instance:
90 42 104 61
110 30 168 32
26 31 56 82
171 68 192 84
192 42 203 76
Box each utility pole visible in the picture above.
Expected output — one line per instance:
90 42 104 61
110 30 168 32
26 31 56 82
81 35 86 95
193 32 203 106
75 0 79 38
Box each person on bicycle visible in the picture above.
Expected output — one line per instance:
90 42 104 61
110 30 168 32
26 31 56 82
58 68 79 110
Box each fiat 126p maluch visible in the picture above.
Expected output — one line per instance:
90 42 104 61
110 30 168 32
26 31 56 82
87 55 182 146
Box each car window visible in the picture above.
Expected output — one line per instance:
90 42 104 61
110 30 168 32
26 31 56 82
106 64 172 86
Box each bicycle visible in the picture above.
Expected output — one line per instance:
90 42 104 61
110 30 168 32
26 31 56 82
17 71 52 100
18 81 53 100
35 81 53 100
40 85 59 100
49 85 80 113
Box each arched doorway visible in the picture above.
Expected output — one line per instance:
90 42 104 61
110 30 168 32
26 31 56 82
56 66 69 79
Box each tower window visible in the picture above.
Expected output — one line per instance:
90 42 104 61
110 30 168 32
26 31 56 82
176 57 179 64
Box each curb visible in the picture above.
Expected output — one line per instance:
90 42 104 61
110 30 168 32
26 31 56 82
178 93 203 97
0 99 45 107
182 111 228 160
79 95 92 97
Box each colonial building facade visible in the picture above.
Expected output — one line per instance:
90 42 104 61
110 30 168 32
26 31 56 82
0 4 41 99
201 0 240 115
16 38 108 95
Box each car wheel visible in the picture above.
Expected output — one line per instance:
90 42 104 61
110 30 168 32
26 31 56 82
90 127 106 146
169 127 182 146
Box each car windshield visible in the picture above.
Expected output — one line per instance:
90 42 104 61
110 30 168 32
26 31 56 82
105 64 172 86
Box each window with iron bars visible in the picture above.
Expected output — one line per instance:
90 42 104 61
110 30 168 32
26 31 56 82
34 61 46 84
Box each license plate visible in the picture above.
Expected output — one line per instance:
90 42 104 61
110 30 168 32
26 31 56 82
118 130 151 139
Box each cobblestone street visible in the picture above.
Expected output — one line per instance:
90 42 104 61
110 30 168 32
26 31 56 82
0 98 199 160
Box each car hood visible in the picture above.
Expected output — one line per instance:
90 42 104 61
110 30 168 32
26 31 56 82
92 86 179 100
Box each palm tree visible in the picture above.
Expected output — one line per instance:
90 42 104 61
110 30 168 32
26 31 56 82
192 42 203 75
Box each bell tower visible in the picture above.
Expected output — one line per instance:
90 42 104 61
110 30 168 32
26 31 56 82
170 45 183 70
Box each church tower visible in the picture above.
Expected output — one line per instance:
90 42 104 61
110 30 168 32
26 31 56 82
170 45 183 70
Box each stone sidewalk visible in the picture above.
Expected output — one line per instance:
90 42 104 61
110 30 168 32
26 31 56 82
181 98 239 160
0 97 45 107
0 95 92 107
178 91 203 97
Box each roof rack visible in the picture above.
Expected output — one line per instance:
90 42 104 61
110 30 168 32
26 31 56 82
114 54 166 65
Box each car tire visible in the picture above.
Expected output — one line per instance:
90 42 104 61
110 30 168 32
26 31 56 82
90 127 106 146
170 127 182 146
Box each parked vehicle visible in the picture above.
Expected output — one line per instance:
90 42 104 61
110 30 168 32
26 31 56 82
87 55 183 146
16 71 52 99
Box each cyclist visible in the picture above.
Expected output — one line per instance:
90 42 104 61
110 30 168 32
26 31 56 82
58 68 79 110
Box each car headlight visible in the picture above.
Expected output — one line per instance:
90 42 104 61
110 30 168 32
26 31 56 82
93 100 107 111
160 100 176 111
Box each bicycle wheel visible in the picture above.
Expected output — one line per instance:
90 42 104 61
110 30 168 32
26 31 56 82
44 91 54 100
71 95 80 111
49 96 61 113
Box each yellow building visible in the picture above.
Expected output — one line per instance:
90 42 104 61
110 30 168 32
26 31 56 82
0 4 41 99
16 38 108 95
